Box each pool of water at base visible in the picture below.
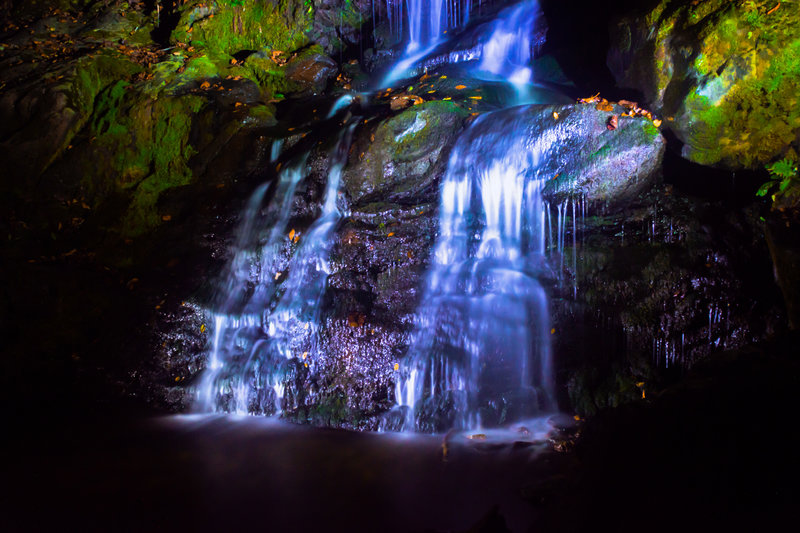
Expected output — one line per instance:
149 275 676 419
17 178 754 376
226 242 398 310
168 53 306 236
6 414 564 532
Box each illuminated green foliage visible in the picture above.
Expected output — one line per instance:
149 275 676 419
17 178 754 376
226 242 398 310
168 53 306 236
86 82 206 236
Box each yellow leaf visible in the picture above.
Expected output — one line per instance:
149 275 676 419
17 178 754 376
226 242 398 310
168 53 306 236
550 328 555 334
393 363 399 371
200 324 206 333
387 232 395 237
469 96 482 100
289 228 295 240
302 352 308 359
635 381 645 388
653 119 662 127
553 111 559 120
174 376 181 382
455 84 466 90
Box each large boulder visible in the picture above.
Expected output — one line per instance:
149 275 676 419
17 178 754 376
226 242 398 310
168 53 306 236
342 100 471 205
608 0 800 168
443 102 665 210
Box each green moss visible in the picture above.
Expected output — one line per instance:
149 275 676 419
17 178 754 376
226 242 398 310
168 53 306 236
173 0 312 57
390 100 469 157
589 143 614 162
683 37 800 167
69 51 143 119
242 54 300 98
642 121 660 140
87 85 206 236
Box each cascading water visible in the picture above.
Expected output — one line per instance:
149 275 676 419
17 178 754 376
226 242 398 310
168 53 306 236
380 0 472 85
197 110 357 415
474 0 539 88
381 0 544 98
388 106 560 432
198 1 561 429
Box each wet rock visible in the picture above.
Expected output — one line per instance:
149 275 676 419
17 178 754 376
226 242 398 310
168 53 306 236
539 103 665 208
608 0 800 168
308 0 373 55
451 102 665 210
552 190 785 416
284 48 337 94
342 100 470 206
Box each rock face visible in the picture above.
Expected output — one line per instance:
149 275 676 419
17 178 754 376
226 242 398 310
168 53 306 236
553 191 785 416
284 47 338 94
608 0 800 168
343 100 470 204
515 102 666 209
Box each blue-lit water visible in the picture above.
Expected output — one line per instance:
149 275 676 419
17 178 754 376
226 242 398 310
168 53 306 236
198 1 560 431
197 115 357 415
386 105 557 432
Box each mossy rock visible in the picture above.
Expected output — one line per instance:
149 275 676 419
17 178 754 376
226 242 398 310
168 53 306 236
0 50 142 186
342 100 470 206
72 82 207 236
608 0 800 169
282 45 337 95
172 0 313 57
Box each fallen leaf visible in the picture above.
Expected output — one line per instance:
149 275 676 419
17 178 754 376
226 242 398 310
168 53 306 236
200 324 206 333
596 99 614 112
289 229 296 240
393 363 400 371
467 434 487 440
455 84 466 90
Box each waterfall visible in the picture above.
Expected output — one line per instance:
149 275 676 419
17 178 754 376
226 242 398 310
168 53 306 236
475 0 540 88
389 105 558 432
380 0 543 94
380 0 471 86
196 111 357 415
